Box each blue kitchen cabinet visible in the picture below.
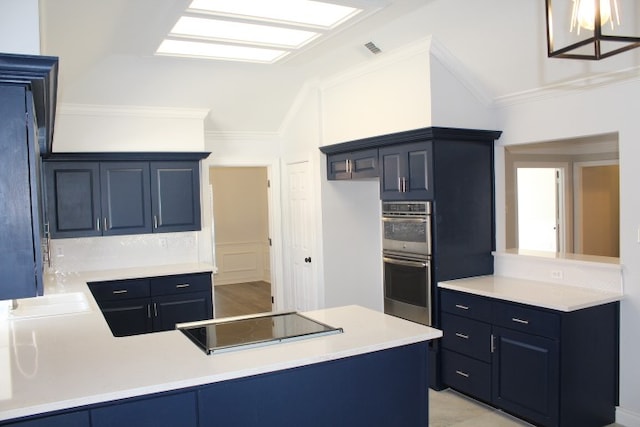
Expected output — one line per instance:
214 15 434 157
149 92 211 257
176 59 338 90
440 288 619 427
1 411 89 426
43 155 207 238
379 141 432 200
150 161 201 233
45 162 152 237
91 392 197 427
326 148 378 180
0 54 58 301
89 272 213 336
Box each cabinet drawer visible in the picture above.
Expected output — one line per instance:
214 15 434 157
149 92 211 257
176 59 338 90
440 289 491 322
89 279 150 302
493 301 560 339
441 349 491 402
441 313 491 362
150 273 211 296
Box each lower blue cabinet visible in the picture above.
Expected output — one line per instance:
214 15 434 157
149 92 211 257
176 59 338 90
90 392 197 427
1 411 89 426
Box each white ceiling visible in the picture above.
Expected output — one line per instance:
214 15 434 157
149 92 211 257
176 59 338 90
39 0 640 133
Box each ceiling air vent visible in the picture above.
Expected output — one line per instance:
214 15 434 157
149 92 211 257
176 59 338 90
364 41 381 54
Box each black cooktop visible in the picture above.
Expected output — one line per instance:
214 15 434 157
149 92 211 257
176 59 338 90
178 312 343 354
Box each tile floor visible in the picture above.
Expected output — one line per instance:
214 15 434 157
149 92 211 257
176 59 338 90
429 389 624 427
429 389 532 427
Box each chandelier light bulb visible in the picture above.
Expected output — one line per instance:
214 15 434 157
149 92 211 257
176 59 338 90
571 0 620 33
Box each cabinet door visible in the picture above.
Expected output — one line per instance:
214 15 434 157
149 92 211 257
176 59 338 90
100 162 152 236
152 291 213 331
327 152 351 180
150 161 201 233
379 142 432 200
99 297 152 337
492 326 559 427
3 411 90 427
44 162 101 238
350 149 378 179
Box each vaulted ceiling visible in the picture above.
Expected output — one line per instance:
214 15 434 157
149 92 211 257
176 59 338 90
39 0 640 133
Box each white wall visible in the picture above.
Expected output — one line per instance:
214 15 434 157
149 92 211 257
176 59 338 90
494 79 640 424
0 0 40 55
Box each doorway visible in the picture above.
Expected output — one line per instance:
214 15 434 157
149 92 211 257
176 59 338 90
515 165 566 252
209 166 273 317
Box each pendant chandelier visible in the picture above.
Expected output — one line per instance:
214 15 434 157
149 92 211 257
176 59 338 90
546 0 640 59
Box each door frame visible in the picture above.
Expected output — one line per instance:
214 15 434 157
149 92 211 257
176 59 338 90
201 157 284 312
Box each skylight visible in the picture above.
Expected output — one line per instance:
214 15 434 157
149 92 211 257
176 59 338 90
155 0 362 63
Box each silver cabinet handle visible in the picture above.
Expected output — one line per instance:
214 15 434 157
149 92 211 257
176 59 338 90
176 284 190 289
455 370 470 378
112 290 128 295
153 302 158 317
147 304 151 319
153 215 158 229
455 304 470 310
96 218 101 231
455 332 469 339
491 334 496 353
512 318 529 324
104 217 108 231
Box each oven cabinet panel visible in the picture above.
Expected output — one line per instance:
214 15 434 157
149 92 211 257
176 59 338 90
150 161 201 233
379 142 433 200
491 326 559 427
327 149 378 180
197 342 429 427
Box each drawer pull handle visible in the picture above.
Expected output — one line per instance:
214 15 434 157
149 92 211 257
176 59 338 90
455 370 470 378
112 290 128 295
176 284 190 289
512 317 529 324
455 304 470 310
455 333 469 339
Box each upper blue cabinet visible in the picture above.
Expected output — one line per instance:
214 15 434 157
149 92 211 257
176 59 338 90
0 53 59 300
43 153 209 239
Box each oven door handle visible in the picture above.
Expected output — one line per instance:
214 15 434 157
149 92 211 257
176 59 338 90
382 216 427 223
383 256 428 268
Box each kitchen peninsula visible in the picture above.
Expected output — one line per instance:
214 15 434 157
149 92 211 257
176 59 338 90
1 265 442 426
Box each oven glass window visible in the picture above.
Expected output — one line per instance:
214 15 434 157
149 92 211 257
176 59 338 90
384 261 427 307
383 221 427 243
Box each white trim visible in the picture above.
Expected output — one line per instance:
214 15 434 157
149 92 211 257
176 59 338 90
58 103 210 120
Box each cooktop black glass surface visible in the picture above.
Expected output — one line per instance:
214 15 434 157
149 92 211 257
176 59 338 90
178 312 343 354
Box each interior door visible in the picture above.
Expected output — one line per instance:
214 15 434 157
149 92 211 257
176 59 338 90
285 161 315 311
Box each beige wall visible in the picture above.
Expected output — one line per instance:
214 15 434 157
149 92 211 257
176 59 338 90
210 167 270 285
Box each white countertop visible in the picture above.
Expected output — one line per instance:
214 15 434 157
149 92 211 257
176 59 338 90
438 275 623 311
0 264 442 422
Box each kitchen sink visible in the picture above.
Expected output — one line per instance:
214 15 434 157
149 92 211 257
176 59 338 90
6 292 90 319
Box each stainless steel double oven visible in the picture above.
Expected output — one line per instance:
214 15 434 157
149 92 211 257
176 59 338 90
382 201 432 325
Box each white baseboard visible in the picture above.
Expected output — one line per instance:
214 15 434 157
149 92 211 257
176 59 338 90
617 406 640 426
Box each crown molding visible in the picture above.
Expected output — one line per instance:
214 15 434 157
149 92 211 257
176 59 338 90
58 103 210 119
204 130 281 142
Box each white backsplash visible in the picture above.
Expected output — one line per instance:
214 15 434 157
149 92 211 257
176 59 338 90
48 232 200 273
494 250 623 294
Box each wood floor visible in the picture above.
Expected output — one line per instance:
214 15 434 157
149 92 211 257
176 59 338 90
214 281 272 318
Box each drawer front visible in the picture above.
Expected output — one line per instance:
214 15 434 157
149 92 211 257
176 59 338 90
89 279 150 302
441 313 491 362
442 349 491 402
493 301 560 339
440 289 492 322
150 273 211 296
